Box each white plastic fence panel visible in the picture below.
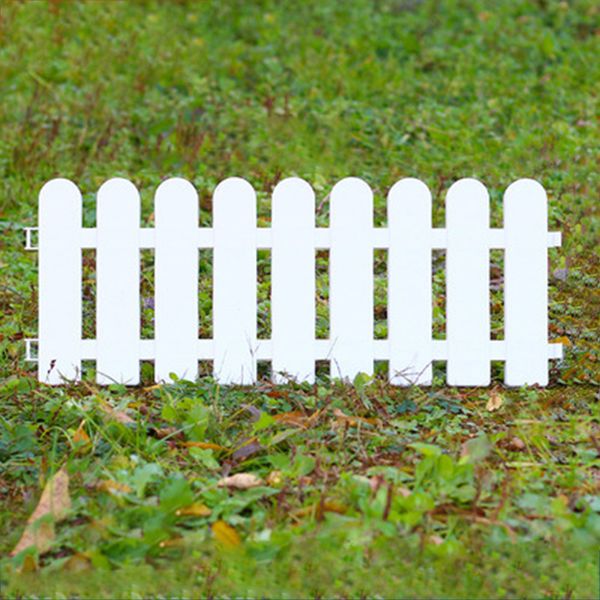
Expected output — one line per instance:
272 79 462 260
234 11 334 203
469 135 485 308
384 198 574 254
329 178 373 380
38 179 82 384
213 178 257 384
388 178 433 385
155 178 199 383
446 179 490 386
504 179 549 385
96 178 140 385
271 178 316 383
32 176 562 388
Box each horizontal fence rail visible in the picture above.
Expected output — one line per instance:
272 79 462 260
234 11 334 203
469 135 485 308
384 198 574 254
26 176 563 387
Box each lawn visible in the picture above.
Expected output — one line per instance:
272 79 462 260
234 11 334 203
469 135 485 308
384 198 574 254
0 0 599 597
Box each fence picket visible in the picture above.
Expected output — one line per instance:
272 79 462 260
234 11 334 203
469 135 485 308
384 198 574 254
329 178 373 380
213 178 257 384
388 178 433 385
446 179 490 386
504 179 549 385
38 179 82 384
271 178 315 383
96 178 140 384
155 178 199 382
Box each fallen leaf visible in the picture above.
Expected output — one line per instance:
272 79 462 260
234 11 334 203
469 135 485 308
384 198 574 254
266 470 283 486
232 439 263 461
176 503 212 517
217 473 263 490
291 500 348 520
461 434 492 463
507 436 526 451
552 268 569 281
97 399 134 424
97 480 133 495
73 420 91 447
369 474 385 493
273 410 321 428
63 553 91 572
552 336 572 347
11 467 71 556
486 391 504 412
150 426 180 439
397 486 411 498
332 408 380 428
212 520 241 547
159 537 185 548
321 500 347 515
20 554 38 572
243 404 261 422
182 441 227 452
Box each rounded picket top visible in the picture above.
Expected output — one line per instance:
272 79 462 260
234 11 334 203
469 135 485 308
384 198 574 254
273 177 315 229
272 176 314 201
213 177 256 232
387 177 432 230
330 177 373 228
446 178 489 226
213 177 255 203
39 179 82 232
331 176 372 200
389 177 431 202
504 178 547 213
97 177 139 200
156 176 197 200
155 177 198 226
97 178 140 230
505 177 546 197
40 178 81 203
504 178 547 240
446 177 488 205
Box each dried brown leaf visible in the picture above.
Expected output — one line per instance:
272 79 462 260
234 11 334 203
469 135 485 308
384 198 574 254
332 408 380 427
63 553 91 572
291 500 348 519
266 470 283 486
97 399 135 424
182 441 227 452
486 391 504 412
73 420 91 445
176 503 212 517
273 410 321 428
11 467 71 556
507 436 526 451
217 473 263 490
97 480 132 495
212 520 241 547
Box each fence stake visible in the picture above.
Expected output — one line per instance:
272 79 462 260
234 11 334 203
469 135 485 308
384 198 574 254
272 178 316 383
213 178 257 384
330 178 374 380
38 179 82 384
446 179 490 386
155 178 199 382
388 178 433 385
96 178 140 384
504 179 549 385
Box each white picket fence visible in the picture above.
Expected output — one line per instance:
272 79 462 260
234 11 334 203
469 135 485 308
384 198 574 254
26 176 563 387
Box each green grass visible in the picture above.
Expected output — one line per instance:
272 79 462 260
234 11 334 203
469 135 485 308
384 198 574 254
0 0 599 598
